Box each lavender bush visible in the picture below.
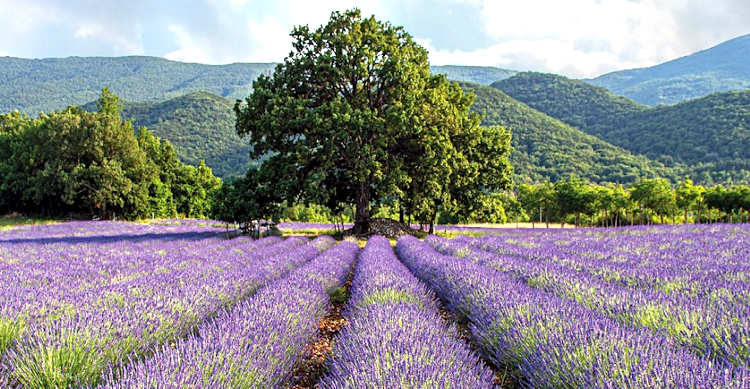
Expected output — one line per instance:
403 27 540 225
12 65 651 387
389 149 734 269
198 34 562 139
320 236 495 388
397 235 748 388
0 221 334 387
99 240 359 388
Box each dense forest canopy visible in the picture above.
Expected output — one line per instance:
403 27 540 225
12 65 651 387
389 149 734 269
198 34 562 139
462 82 677 184
494 72 750 184
0 89 220 219
82 92 254 179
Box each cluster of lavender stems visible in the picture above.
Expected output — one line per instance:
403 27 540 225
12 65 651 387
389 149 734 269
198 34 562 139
397 235 749 388
320 236 495 388
427 225 750 369
99 240 359 388
0 221 335 387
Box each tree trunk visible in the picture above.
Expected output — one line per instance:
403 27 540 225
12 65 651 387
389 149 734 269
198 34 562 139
429 209 437 234
660 214 664 225
399 203 404 224
353 182 371 234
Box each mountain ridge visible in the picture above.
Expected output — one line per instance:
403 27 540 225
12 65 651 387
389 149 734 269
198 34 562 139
494 72 750 184
587 33 750 105
0 56 515 114
461 82 677 184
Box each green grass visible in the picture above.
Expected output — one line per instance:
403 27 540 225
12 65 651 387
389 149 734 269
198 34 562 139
0 216 58 230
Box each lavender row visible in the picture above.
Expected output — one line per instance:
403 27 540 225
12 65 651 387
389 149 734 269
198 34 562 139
1 235 301 387
0 223 258 355
429 234 750 369
100 241 359 388
1 232 274 357
1 222 248 322
397 236 748 388
2 232 335 387
434 232 750 368
320 236 495 388
475 226 750 306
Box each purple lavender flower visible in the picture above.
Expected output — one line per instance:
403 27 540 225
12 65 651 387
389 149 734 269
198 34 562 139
320 236 495 388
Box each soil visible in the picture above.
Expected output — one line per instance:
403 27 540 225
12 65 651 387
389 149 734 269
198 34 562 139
286 273 354 388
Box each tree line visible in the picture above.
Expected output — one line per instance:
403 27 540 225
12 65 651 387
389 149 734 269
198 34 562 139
515 176 750 227
0 89 220 220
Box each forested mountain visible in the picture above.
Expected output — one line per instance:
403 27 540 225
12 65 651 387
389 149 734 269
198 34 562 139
460 82 677 184
588 33 750 106
492 72 648 134
431 65 516 85
609 91 750 184
0 56 515 115
82 92 251 179
493 72 750 184
0 56 276 114
83 84 674 185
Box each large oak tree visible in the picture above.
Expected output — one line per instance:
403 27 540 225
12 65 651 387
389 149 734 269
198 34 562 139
235 9 512 233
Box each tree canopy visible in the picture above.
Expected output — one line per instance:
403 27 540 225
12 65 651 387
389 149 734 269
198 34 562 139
0 89 220 219
235 9 512 233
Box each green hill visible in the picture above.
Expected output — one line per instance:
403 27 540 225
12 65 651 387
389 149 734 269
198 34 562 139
83 84 674 185
431 65 517 85
493 72 750 184
84 92 251 179
492 72 648 135
461 82 676 184
609 91 750 184
587 33 750 106
0 56 277 115
0 56 517 115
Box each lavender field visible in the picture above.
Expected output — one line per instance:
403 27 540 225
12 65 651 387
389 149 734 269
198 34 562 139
1 221 750 388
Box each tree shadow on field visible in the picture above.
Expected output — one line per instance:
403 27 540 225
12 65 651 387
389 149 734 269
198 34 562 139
0 231 225 246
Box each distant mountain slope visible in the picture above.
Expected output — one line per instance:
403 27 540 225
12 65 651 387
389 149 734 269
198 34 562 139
84 92 251 179
492 72 648 134
588 33 750 105
0 56 517 114
0 56 277 114
461 82 677 184
609 91 750 183
494 72 750 184
431 65 517 85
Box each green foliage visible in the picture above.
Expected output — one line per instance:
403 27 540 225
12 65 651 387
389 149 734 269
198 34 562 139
554 176 597 226
462 82 677 184
515 178 750 226
210 167 284 230
98 92 254 179
234 9 511 233
494 72 750 185
588 33 750 106
430 65 517 85
630 178 677 224
0 56 277 115
0 89 220 220
605 91 750 184
492 72 648 136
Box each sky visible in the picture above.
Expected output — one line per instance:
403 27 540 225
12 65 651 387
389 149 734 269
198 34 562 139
1 0 749 78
